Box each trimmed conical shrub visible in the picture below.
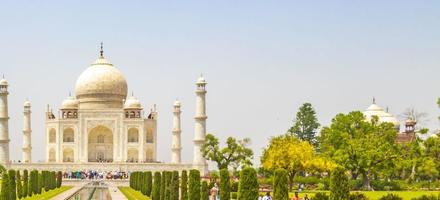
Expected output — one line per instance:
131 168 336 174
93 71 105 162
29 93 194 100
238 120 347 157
201 181 209 200
152 171 161 200
273 169 289 200
8 169 17 200
164 171 171 200
23 169 29 197
237 167 259 200
180 170 188 200
146 171 153 196
220 169 230 200
188 169 201 200
170 171 179 200
330 167 349 200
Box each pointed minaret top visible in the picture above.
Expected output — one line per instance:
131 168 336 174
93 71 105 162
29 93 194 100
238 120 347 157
100 42 104 58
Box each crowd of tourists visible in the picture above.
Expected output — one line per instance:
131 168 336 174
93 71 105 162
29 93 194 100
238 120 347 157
63 170 129 180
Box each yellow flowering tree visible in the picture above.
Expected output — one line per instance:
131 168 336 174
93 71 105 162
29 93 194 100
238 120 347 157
261 134 335 190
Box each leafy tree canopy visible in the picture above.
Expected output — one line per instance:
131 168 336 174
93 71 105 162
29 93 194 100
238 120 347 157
201 134 253 170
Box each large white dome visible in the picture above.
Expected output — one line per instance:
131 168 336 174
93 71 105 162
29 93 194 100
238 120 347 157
75 56 128 109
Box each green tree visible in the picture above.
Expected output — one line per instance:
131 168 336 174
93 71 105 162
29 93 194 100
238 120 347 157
8 169 17 200
201 134 253 170
57 171 62 188
237 167 259 200
329 167 349 200
152 172 161 200
164 171 171 200
23 169 29 197
188 169 201 200
29 170 35 196
261 134 335 190
181 170 188 200
38 172 43 194
170 171 179 200
219 169 230 200
201 181 209 200
320 111 399 190
1 173 9 200
146 171 153 196
273 169 288 200
17 171 23 199
160 171 166 200
288 103 320 148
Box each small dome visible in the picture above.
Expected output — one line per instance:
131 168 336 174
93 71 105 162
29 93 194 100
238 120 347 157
174 100 181 107
24 101 31 107
363 103 387 121
124 96 142 109
75 56 128 109
0 79 8 86
196 76 206 84
62 96 79 109
381 112 400 127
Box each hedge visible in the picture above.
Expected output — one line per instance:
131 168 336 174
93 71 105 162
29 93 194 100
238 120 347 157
8 169 17 200
152 171 161 200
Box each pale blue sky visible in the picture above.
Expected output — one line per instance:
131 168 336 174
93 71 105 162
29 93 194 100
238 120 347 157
0 1 439 166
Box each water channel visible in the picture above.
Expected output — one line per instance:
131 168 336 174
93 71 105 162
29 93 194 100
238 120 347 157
67 181 112 200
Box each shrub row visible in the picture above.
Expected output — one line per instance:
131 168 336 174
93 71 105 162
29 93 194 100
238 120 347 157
0 169 61 199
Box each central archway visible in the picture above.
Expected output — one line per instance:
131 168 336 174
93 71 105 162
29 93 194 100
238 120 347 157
88 125 113 162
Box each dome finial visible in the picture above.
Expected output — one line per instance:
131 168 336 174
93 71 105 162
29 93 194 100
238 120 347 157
100 42 104 58
372 97 376 104
69 91 71 97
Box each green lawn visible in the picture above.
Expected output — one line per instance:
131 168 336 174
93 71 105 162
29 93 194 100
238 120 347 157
119 187 151 200
20 186 72 200
291 191 440 200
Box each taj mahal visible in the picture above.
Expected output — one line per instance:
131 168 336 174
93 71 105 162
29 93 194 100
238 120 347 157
0 45 208 173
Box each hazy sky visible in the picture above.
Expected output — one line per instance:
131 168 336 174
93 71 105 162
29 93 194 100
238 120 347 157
0 1 439 167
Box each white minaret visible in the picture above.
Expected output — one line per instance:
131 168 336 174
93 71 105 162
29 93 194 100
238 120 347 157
22 100 32 163
0 77 10 165
171 100 182 164
193 75 208 173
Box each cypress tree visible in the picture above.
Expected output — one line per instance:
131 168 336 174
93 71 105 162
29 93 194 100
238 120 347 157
29 170 35 196
17 171 23 199
38 171 43 194
170 171 179 200
51 171 56 190
160 171 166 200
8 169 17 200
152 171 161 200
219 169 230 200
164 171 171 200
201 181 209 200
0 173 9 200
141 172 147 195
180 170 188 200
138 171 144 192
146 171 153 196
330 167 349 200
188 169 201 200
273 169 289 200
23 169 29 197
57 171 62 188
237 167 259 200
